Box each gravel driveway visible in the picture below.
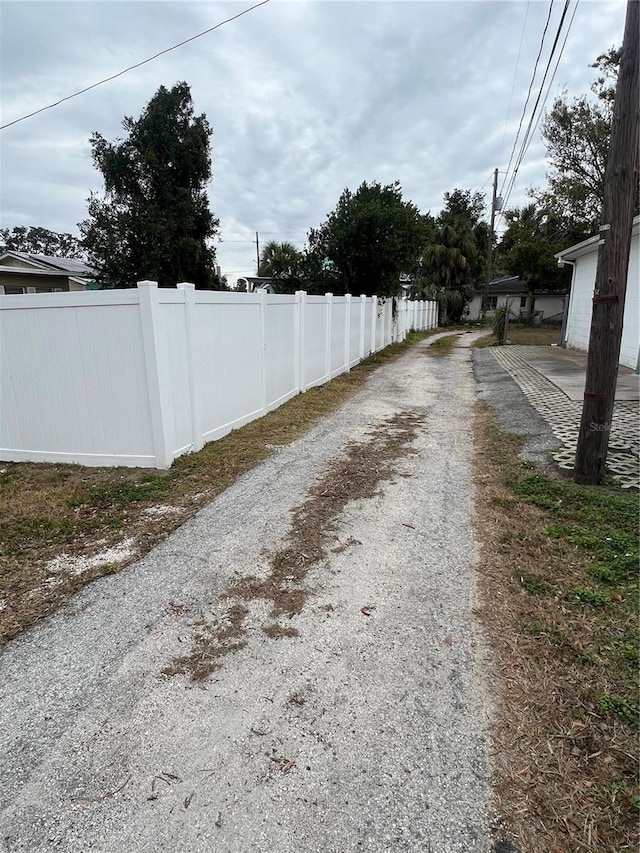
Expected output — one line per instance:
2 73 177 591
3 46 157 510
0 334 494 852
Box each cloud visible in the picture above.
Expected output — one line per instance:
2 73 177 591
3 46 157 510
0 0 627 282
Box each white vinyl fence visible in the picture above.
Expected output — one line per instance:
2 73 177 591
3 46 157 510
0 283 437 469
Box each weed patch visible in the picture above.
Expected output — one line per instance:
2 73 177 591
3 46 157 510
426 334 460 356
518 571 551 595
472 324 562 347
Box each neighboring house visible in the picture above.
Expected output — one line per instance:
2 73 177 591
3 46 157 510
556 215 639 371
0 251 97 294
466 276 567 323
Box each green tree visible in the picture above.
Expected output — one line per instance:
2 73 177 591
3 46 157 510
0 226 84 259
533 47 626 238
79 82 220 289
304 180 425 297
258 240 304 292
413 189 489 322
496 203 571 315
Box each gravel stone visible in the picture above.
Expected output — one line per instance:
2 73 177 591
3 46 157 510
0 335 494 852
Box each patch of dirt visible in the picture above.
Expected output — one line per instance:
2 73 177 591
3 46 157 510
162 603 249 682
263 623 300 640
164 410 426 682
474 403 639 853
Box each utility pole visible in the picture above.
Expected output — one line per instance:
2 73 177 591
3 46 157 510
255 231 260 274
481 167 499 317
573 0 639 485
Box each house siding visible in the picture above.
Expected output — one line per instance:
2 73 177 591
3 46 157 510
564 227 639 371
0 273 70 292
466 292 564 322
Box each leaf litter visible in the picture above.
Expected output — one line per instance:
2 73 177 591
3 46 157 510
163 411 426 682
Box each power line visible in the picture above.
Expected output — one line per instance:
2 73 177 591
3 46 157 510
0 0 271 131
499 0 555 199
499 0 574 216
525 0 580 159
499 1 531 161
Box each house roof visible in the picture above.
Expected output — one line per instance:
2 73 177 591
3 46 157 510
0 265 70 277
0 250 95 277
555 214 640 263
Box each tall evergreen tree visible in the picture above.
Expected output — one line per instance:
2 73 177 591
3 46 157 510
304 181 425 297
79 82 220 289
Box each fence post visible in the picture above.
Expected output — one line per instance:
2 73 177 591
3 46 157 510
295 290 306 393
325 293 333 380
259 289 268 413
137 281 172 468
359 294 366 361
344 293 351 372
177 282 203 453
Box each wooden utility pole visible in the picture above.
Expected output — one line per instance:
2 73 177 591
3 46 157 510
481 168 499 316
573 0 639 485
255 231 260 273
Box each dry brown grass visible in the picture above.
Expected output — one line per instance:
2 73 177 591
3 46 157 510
0 331 434 645
163 410 426 681
474 403 639 853
474 324 562 348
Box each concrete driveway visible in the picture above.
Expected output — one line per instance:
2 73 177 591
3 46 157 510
481 345 639 489
0 333 494 853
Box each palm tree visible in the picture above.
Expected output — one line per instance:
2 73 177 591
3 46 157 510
419 223 477 322
258 241 303 292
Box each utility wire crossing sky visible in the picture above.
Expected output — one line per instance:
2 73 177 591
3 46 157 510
0 0 625 283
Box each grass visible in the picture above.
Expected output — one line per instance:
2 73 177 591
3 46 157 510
0 329 435 644
473 323 562 348
425 332 461 356
475 403 639 853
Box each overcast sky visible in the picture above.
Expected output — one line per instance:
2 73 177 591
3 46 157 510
0 0 625 284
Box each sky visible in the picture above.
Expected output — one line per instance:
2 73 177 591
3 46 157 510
0 0 626 285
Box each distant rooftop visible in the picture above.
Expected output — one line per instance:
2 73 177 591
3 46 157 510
0 250 95 277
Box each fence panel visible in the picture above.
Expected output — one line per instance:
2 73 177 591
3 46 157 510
156 294 194 458
192 292 264 444
0 287 439 469
264 295 297 409
349 297 362 366
330 296 347 377
303 296 329 388
0 292 156 467
375 300 385 351
363 298 374 354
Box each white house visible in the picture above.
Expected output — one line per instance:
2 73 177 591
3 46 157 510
466 276 566 322
556 215 640 372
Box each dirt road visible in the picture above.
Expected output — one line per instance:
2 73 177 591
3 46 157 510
0 333 494 852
